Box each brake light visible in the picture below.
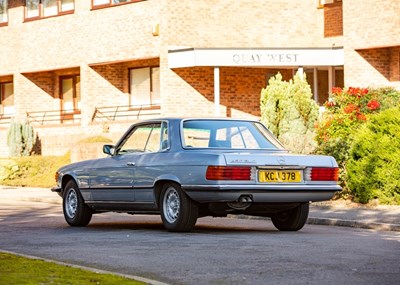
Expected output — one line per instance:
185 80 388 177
305 167 339 181
206 166 251 180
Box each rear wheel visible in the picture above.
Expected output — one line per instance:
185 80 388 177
160 182 198 232
271 203 309 231
63 180 92 227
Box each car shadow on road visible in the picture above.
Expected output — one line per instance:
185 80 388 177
85 216 280 234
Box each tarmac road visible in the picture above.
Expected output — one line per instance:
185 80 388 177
1 195 400 285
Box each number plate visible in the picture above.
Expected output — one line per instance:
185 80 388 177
258 170 302 183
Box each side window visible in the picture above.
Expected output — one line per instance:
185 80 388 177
117 122 166 154
145 124 161 152
160 121 169 150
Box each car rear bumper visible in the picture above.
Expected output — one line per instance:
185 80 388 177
183 184 342 203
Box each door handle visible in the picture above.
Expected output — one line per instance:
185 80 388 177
126 162 136 166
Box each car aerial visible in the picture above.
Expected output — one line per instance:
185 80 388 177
52 118 341 232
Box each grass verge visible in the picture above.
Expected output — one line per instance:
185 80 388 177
0 252 145 285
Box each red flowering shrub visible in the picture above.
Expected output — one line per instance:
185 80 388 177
315 86 400 200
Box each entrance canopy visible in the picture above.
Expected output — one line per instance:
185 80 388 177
168 47 344 68
168 47 344 116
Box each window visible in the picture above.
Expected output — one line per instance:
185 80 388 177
129 67 160 106
0 82 14 116
117 122 168 154
92 0 144 9
25 0 74 20
0 0 7 25
182 120 283 150
60 75 80 113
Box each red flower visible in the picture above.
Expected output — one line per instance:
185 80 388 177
356 113 367 121
347 87 369 97
344 104 357 114
367 99 380 111
331 87 342 94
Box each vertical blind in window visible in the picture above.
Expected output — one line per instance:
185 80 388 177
43 0 58 17
0 0 7 23
26 0 40 18
26 0 74 19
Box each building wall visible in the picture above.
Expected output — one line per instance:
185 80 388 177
162 0 335 48
0 1 161 74
343 0 400 88
324 0 343 38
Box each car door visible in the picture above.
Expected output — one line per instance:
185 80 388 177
89 123 161 202
133 121 169 203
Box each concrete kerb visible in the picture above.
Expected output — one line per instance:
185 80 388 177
307 217 400 232
0 249 170 285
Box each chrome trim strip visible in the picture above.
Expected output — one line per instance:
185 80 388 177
86 201 154 204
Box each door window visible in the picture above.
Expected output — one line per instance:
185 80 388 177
117 122 167 154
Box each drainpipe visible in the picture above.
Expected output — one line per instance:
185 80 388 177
214 66 220 116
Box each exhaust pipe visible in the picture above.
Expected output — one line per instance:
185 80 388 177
238 195 253 203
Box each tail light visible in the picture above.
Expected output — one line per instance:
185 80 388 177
305 167 339 181
206 166 251 180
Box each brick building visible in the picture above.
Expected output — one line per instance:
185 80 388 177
0 0 399 156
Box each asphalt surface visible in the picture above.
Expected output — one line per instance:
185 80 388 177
1 185 400 285
1 185 399 232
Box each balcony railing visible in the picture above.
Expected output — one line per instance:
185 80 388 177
26 109 81 126
92 104 161 122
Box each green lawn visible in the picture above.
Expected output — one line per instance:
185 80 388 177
0 252 145 285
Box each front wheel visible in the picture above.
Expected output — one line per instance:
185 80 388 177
160 182 198 232
62 180 92 227
271 203 309 231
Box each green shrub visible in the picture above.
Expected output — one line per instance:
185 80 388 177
346 107 400 205
7 120 36 157
260 72 319 153
0 153 70 188
316 87 400 166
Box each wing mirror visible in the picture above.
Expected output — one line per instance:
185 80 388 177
103 144 115 156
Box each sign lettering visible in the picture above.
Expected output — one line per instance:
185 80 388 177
232 53 299 65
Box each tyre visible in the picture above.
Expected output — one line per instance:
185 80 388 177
271 203 309 231
62 180 92 227
160 182 198 232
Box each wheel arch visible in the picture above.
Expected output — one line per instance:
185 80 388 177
153 176 181 208
61 174 79 195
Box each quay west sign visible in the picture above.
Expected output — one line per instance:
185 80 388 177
232 52 299 65
168 48 344 68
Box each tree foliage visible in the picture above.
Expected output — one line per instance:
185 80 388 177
260 72 319 153
7 120 36 157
